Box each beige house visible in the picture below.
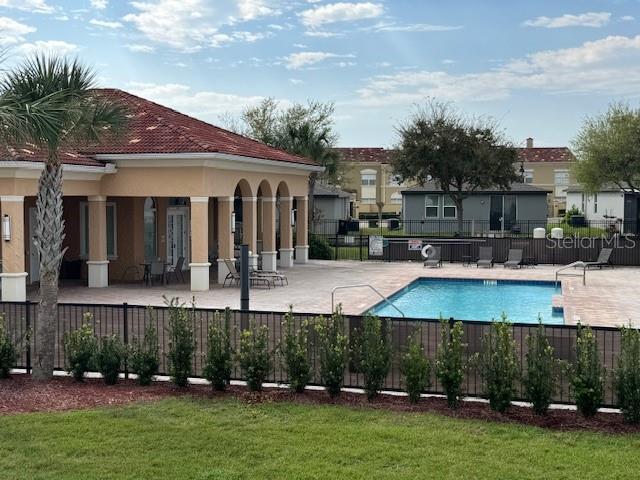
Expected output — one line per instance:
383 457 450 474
334 148 406 218
517 138 576 217
0 89 320 302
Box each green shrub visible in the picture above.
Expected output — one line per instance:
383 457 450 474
571 324 605 418
353 314 392 400
435 319 466 409
203 309 234 391
563 205 582 224
129 322 160 386
615 326 640 424
279 306 311 393
523 323 557 415
316 307 348 398
478 318 519 413
401 330 430 403
96 335 125 385
309 234 333 260
238 320 271 391
166 297 196 387
0 315 17 378
64 313 98 382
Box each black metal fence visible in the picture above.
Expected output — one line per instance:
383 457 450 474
0 301 625 407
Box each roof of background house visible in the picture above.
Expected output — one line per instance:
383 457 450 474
0 88 316 168
314 183 351 198
516 147 575 163
566 184 637 194
334 147 396 164
402 181 550 195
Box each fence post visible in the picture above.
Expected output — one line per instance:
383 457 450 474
359 235 363 261
123 302 129 379
335 232 339 260
25 301 31 375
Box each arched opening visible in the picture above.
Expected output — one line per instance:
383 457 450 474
143 197 157 261
233 179 253 254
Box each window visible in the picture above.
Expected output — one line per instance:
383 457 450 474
360 169 377 204
581 193 585 213
425 195 439 218
554 170 570 186
80 202 117 259
523 169 534 184
443 196 457 218
390 192 402 204
361 173 376 186
144 197 157 260
594 193 598 214
361 196 376 204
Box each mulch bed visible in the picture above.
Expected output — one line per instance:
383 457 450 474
1 374 638 435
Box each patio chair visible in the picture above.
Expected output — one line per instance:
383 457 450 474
120 264 141 282
504 249 523 269
223 258 271 288
148 261 166 286
166 256 185 284
584 248 614 269
476 246 494 268
423 246 442 268
250 268 288 287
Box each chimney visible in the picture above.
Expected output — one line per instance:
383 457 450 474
526 137 534 148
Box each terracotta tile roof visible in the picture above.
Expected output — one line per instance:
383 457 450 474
334 147 397 164
0 88 316 168
517 147 575 163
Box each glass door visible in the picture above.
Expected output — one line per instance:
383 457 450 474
166 207 189 267
503 195 517 231
489 195 502 231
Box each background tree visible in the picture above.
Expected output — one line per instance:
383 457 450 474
392 101 519 233
573 102 640 193
1 56 127 379
239 98 342 222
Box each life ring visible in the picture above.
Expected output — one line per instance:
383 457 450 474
421 244 435 259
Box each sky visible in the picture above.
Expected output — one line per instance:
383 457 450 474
0 0 639 148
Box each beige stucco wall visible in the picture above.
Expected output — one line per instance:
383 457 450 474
524 161 575 217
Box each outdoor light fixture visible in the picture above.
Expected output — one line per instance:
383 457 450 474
291 208 296 226
2 214 11 241
231 211 236 233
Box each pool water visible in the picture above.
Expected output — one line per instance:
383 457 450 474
370 278 564 324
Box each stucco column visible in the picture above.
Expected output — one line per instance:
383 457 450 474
242 196 258 269
261 196 277 272
87 195 109 288
216 196 234 284
295 196 309 264
278 196 294 268
190 197 210 291
0 196 27 301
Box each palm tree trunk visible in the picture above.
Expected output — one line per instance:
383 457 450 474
32 153 66 380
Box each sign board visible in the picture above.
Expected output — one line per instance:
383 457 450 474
369 235 383 256
408 239 423 251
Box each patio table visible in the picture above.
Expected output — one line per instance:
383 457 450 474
140 263 169 286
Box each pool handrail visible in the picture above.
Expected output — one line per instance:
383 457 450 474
331 284 406 317
555 261 586 286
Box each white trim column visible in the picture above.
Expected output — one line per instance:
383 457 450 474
0 196 27 301
261 196 277 272
295 195 309 264
87 195 109 288
216 196 234 284
242 196 258 269
189 197 210 291
278 196 294 268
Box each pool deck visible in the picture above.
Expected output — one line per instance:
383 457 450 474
34 260 640 328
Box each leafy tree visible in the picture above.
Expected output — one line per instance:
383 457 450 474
203 309 234 391
523 323 558 415
63 313 97 382
571 324 605 418
1 56 127 379
238 319 271 391
353 314 392 400
392 101 518 232
573 103 640 193
615 325 640 424
129 322 160 386
435 319 467 409
315 307 348 398
401 330 431 403
279 306 312 393
166 297 196 387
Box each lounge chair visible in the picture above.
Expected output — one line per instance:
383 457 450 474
423 246 442 268
504 249 523 269
148 261 166 286
250 268 288 287
584 248 614 269
222 258 270 288
476 247 494 268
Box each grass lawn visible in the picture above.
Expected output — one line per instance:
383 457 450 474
1 397 638 480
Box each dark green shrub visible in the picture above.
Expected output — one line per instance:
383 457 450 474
523 323 557 415
401 330 430 403
96 335 125 385
353 314 392 400
478 318 519 413
571 324 605 418
309 234 333 260
0 315 17 379
615 326 640 424
203 309 234 391
238 320 271 391
435 319 466 409
279 306 311 393
129 323 160 386
64 313 98 382
166 297 196 387
316 307 348 398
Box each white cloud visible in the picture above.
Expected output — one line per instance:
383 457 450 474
124 0 280 52
90 0 108 9
367 22 462 32
523 12 611 28
304 30 344 38
300 2 383 28
0 0 54 14
16 40 79 57
126 44 155 53
357 35 640 106
0 16 36 45
621 15 635 22
285 50 354 69
289 78 303 85
89 18 123 29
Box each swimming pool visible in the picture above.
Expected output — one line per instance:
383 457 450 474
370 278 564 324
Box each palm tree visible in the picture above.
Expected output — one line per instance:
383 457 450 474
1 56 127 380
